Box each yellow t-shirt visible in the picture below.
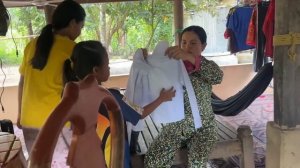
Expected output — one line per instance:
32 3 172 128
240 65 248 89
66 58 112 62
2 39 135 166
19 35 76 128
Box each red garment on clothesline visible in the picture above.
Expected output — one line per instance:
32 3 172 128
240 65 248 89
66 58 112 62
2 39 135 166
246 7 257 47
262 0 275 58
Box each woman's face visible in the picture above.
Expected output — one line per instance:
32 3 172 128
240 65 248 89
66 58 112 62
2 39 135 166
70 20 85 40
180 31 206 56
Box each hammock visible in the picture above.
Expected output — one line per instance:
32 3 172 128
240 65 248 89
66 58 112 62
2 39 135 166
212 62 273 116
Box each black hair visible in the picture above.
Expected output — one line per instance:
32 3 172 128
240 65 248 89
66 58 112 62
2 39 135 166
31 0 86 70
63 40 107 85
180 25 207 44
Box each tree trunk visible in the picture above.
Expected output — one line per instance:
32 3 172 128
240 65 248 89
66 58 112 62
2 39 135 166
106 13 128 53
27 21 33 40
100 4 107 47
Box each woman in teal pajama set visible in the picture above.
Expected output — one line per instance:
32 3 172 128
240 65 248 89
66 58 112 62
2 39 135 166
144 26 223 168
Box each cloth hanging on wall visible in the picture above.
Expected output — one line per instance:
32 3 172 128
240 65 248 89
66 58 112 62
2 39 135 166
212 62 273 116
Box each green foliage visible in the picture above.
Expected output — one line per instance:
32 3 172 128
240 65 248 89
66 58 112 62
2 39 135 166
106 0 174 58
0 39 26 65
184 0 221 16
80 4 101 41
1 0 222 65
9 7 45 35
0 7 44 65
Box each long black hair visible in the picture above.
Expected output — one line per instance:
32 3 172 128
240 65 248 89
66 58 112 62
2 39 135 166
63 41 107 85
181 25 207 44
31 0 86 70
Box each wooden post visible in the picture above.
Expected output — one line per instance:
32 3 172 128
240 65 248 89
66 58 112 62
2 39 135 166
274 0 300 127
173 0 183 45
237 125 254 168
44 6 56 24
266 2 300 167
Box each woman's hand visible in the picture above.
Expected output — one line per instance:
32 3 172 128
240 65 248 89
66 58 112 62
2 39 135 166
165 46 194 63
158 87 176 102
141 87 176 118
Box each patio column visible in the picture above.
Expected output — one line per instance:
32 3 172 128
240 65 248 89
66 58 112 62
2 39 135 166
173 0 183 45
266 0 300 168
44 6 56 24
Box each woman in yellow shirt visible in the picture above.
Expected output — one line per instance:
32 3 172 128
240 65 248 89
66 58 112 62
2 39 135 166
18 0 86 153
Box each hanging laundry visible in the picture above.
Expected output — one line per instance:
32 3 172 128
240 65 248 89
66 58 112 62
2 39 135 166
225 6 255 53
253 0 270 72
246 7 257 47
263 0 275 58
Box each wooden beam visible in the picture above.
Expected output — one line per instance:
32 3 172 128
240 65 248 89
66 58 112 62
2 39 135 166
3 0 140 8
